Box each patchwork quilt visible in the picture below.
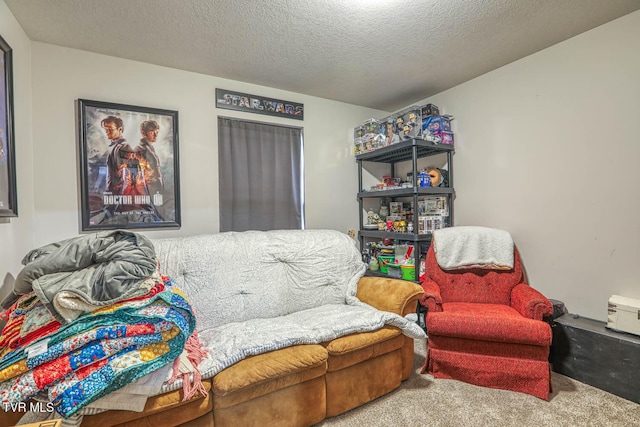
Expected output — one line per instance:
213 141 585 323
0 277 195 418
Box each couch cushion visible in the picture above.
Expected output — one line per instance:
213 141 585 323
109 396 213 427
212 344 327 409
153 230 366 331
0 381 213 427
81 379 212 427
214 376 326 427
323 325 404 372
325 349 403 417
427 302 552 346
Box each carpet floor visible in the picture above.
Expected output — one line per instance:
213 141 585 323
316 339 640 427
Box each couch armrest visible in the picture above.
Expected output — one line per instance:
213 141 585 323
356 276 424 316
419 279 443 313
511 283 553 320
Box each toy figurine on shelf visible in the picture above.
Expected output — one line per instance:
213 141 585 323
402 108 422 139
384 120 399 145
426 167 449 187
379 198 389 220
407 111 418 127
372 132 386 149
395 115 404 134
353 126 365 155
423 130 442 145
418 170 431 187
367 209 375 224
401 123 415 140
383 175 395 187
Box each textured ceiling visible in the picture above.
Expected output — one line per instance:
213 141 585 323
5 0 640 111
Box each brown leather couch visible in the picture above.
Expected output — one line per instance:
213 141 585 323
2 277 422 427
2 230 425 427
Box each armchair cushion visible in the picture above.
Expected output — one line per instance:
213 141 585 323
427 302 552 346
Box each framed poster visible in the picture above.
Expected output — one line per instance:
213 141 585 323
0 34 17 217
77 99 181 231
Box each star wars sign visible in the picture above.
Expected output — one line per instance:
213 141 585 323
215 88 304 121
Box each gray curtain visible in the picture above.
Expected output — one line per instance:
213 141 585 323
218 117 304 232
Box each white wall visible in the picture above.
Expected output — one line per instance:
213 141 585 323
419 11 640 321
0 1 34 287
7 2 639 322
28 43 385 247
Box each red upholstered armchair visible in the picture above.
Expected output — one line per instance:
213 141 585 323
420 228 554 400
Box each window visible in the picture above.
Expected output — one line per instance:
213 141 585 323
218 117 304 231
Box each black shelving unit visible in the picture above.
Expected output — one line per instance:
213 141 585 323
356 138 455 282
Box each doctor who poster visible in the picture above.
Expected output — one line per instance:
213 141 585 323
77 99 181 231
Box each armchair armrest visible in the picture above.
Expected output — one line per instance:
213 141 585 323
511 283 553 320
356 276 423 317
419 279 443 313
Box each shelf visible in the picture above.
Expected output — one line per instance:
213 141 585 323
355 138 453 163
364 270 393 279
356 131 454 274
358 230 433 241
363 270 420 283
358 187 454 198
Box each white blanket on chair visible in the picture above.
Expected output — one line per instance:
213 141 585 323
433 226 514 270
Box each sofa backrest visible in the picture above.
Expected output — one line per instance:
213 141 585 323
425 245 524 305
153 229 366 330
